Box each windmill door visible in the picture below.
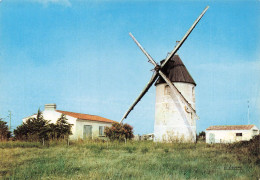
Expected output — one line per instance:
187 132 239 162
83 125 92 139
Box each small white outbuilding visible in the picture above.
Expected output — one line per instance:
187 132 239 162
23 104 116 140
206 125 259 144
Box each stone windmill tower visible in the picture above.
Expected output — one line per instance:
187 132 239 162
120 6 209 143
154 54 197 142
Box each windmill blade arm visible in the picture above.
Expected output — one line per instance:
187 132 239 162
161 6 209 68
129 32 158 67
120 72 159 123
158 70 198 118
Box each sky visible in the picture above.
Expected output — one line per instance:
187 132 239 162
0 0 259 135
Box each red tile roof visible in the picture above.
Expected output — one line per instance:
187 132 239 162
56 110 116 123
206 125 255 131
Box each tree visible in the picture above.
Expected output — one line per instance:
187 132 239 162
14 122 29 140
0 119 11 141
14 111 73 141
55 114 72 139
122 123 134 140
105 122 134 141
14 109 50 141
48 123 58 140
197 131 206 141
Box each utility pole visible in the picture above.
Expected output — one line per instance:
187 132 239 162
247 100 250 125
8 110 12 131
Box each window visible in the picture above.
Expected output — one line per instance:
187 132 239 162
236 133 242 137
164 85 170 95
192 87 195 102
253 130 258 135
99 126 105 136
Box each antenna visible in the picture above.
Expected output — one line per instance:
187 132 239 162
174 41 180 55
247 100 250 125
8 110 12 131
165 41 180 59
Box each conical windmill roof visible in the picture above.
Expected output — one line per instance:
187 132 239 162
155 55 196 86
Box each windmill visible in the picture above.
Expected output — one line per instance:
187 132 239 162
120 6 209 142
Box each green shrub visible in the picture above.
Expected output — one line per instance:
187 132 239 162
0 119 11 141
248 135 260 157
124 146 137 153
164 148 169 153
86 144 106 154
14 110 50 141
0 141 41 148
227 134 260 165
141 147 148 154
104 122 134 141
14 110 72 142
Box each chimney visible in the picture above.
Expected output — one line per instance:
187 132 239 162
45 104 56 111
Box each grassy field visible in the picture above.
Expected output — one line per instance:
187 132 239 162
0 140 259 180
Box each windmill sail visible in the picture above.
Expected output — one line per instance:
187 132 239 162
120 6 209 124
120 72 159 123
161 6 209 68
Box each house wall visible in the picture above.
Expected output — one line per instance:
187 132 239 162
73 119 113 140
154 82 196 142
206 127 259 144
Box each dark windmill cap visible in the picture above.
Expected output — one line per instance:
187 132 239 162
155 55 196 86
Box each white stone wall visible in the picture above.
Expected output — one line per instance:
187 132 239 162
154 82 196 142
206 126 259 143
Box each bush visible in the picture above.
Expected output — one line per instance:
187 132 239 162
104 122 134 141
14 110 50 141
248 134 260 157
14 110 72 142
141 147 149 154
0 119 11 141
227 134 260 164
124 146 137 153
164 148 169 153
197 131 205 141
50 114 72 140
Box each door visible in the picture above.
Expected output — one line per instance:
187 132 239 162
83 125 92 139
209 133 215 144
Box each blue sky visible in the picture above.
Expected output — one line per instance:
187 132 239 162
0 0 259 135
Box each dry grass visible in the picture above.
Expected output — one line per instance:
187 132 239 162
0 140 259 179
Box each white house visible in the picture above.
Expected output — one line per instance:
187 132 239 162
23 104 116 140
206 125 259 144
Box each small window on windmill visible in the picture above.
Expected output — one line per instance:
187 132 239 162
236 133 242 137
164 85 171 95
192 87 195 101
